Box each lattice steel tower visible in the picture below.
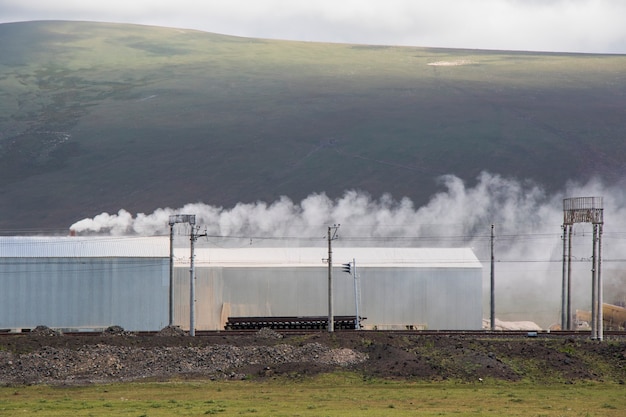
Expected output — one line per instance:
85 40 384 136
562 197 604 340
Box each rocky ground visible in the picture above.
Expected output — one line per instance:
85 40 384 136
1 326 625 385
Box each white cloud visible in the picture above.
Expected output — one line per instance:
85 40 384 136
0 0 624 53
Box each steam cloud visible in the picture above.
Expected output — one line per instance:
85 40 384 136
70 172 626 327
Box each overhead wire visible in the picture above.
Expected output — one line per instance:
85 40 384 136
4 227 626 268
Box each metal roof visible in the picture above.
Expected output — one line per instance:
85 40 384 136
177 247 482 268
0 236 169 258
0 237 481 268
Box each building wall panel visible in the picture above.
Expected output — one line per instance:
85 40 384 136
0 258 169 331
174 265 482 330
1 242 481 332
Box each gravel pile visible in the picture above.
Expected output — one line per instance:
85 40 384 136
29 326 62 337
102 325 135 337
157 325 188 336
0 340 367 385
4 332 622 385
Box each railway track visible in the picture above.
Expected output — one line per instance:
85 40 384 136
1 328 625 338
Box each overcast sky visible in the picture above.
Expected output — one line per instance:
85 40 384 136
1 0 625 54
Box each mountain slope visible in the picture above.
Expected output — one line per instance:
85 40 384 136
1 21 625 231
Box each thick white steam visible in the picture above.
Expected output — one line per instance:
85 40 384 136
69 172 626 327
70 172 555 240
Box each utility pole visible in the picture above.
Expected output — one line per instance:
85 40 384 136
352 259 360 330
168 214 196 329
561 223 574 330
567 224 572 329
561 224 567 330
562 197 603 339
169 221 175 326
341 259 360 330
490 224 495 331
190 226 196 336
591 223 603 340
327 225 340 332
189 223 207 337
597 223 603 341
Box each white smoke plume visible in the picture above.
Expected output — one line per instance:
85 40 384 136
70 172 626 327
71 172 555 240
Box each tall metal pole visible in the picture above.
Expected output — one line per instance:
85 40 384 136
169 223 174 326
490 224 495 331
169 214 196 325
352 258 360 330
190 226 196 337
168 214 197 334
327 227 334 333
591 223 598 340
561 224 567 330
596 224 604 341
562 197 603 338
567 225 573 330
325 224 340 332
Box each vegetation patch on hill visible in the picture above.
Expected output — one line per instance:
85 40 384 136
1 21 625 230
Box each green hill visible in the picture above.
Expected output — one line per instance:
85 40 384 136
1 21 625 232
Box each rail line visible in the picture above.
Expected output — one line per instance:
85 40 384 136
1 329 625 338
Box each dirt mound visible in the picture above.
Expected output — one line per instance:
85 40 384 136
102 325 134 337
1 331 624 385
157 325 188 336
28 326 62 337
0 337 366 385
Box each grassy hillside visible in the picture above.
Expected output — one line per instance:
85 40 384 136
1 21 625 231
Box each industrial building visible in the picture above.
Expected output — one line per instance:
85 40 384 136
0 236 169 331
0 236 483 332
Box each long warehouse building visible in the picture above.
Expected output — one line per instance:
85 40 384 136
0 236 483 331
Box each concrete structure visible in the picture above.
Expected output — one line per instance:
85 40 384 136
1 237 482 331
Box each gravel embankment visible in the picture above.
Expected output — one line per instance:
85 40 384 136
0 327 367 385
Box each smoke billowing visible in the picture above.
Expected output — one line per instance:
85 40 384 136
70 172 555 240
70 172 626 326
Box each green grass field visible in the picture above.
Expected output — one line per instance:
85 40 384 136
1 374 624 416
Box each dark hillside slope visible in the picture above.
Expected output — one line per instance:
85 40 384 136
1 21 625 231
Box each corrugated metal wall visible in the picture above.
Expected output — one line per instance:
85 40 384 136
359 267 482 329
0 257 169 331
173 265 482 330
0 240 481 332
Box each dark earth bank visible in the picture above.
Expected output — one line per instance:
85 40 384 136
1 327 625 385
